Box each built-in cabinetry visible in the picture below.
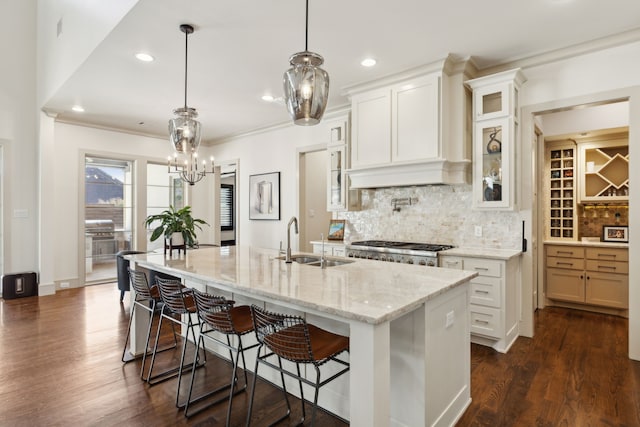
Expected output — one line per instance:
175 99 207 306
466 68 526 210
310 241 345 257
546 142 576 240
344 56 471 188
544 130 629 241
440 251 521 353
326 118 355 212
545 244 628 315
578 138 629 202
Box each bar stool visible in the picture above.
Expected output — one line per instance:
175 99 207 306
184 289 259 422
121 267 178 379
147 277 204 408
246 305 350 426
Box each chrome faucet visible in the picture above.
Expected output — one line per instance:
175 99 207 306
320 233 326 269
286 216 298 263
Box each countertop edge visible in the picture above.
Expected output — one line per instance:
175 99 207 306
440 247 523 261
543 240 629 249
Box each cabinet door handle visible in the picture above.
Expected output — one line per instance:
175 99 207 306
580 275 584 279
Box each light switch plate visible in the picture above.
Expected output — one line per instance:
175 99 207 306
474 225 482 237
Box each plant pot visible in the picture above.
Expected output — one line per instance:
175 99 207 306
165 232 186 255
169 232 184 247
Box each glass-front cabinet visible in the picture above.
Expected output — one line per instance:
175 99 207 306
467 68 526 210
326 118 359 212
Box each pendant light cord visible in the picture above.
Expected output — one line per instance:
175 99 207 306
305 0 309 52
184 26 189 109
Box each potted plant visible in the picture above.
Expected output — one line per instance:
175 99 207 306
144 205 209 249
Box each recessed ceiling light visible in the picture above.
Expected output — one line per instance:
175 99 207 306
261 95 275 102
72 105 85 112
361 58 377 67
135 52 154 62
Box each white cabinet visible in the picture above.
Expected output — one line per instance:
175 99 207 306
466 68 526 210
350 74 439 168
344 57 471 188
311 241 345 257
440 254 520 353
326 119 360 212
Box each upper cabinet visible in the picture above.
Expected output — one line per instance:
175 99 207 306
466 68 526 210
577 137 629 203
344 56 473 188
325 118 360 212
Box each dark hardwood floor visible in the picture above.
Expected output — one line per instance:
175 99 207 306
1 284 639 426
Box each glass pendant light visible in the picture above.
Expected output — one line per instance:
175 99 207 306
283 0 329 126
167 24 213 185
169 24 201 154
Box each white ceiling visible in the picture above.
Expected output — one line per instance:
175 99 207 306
43 0 640 144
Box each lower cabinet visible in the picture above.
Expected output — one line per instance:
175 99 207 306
311 241 345 257
546 244 628 313
440 254 520 353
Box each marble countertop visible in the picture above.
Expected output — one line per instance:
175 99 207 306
440 247 522 261
128 246 477 325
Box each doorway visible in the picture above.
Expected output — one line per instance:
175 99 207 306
520 91 639 360
299 148 331 253
219 160 238 246
84 156 133 284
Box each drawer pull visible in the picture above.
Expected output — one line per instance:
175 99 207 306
474 290 490 294
596 253 617 258
556 262 573 266
474 319 490 325
474 267 489 271
557 251 574 255
598 265 617 270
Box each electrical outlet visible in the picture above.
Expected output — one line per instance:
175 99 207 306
474 225 483 237
445 310 455 328
60 282 70 288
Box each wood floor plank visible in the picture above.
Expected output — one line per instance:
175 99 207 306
2 285 640 426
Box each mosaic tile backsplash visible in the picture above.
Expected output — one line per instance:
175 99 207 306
339 184 522 250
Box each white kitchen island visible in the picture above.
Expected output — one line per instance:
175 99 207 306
127 246 477 427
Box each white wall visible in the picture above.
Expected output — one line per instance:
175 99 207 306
0 2 38 276
36 0 139 106
210 112 349 250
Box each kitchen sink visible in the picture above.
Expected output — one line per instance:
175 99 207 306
275 254 354 267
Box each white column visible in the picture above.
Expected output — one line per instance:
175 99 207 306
349 320 390 426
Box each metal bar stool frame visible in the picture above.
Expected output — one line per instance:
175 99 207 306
121 268 178 379
147 277 205 409
246 305 350 426
184 289 259 422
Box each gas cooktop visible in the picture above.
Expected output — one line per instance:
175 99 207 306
349 240 454 252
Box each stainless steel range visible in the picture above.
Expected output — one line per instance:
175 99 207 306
346 240 454 267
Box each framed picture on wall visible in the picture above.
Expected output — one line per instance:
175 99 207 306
249 172 280 220
327 219 345 241
602 225 628 243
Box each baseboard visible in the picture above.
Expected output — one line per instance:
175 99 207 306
39 282 56 296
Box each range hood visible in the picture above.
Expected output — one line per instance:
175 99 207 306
347 159 470 189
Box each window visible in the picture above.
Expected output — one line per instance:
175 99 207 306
220 184 234 231
147 163 184 251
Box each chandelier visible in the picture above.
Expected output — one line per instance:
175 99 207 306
168 24 213 185
283 0 329 126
